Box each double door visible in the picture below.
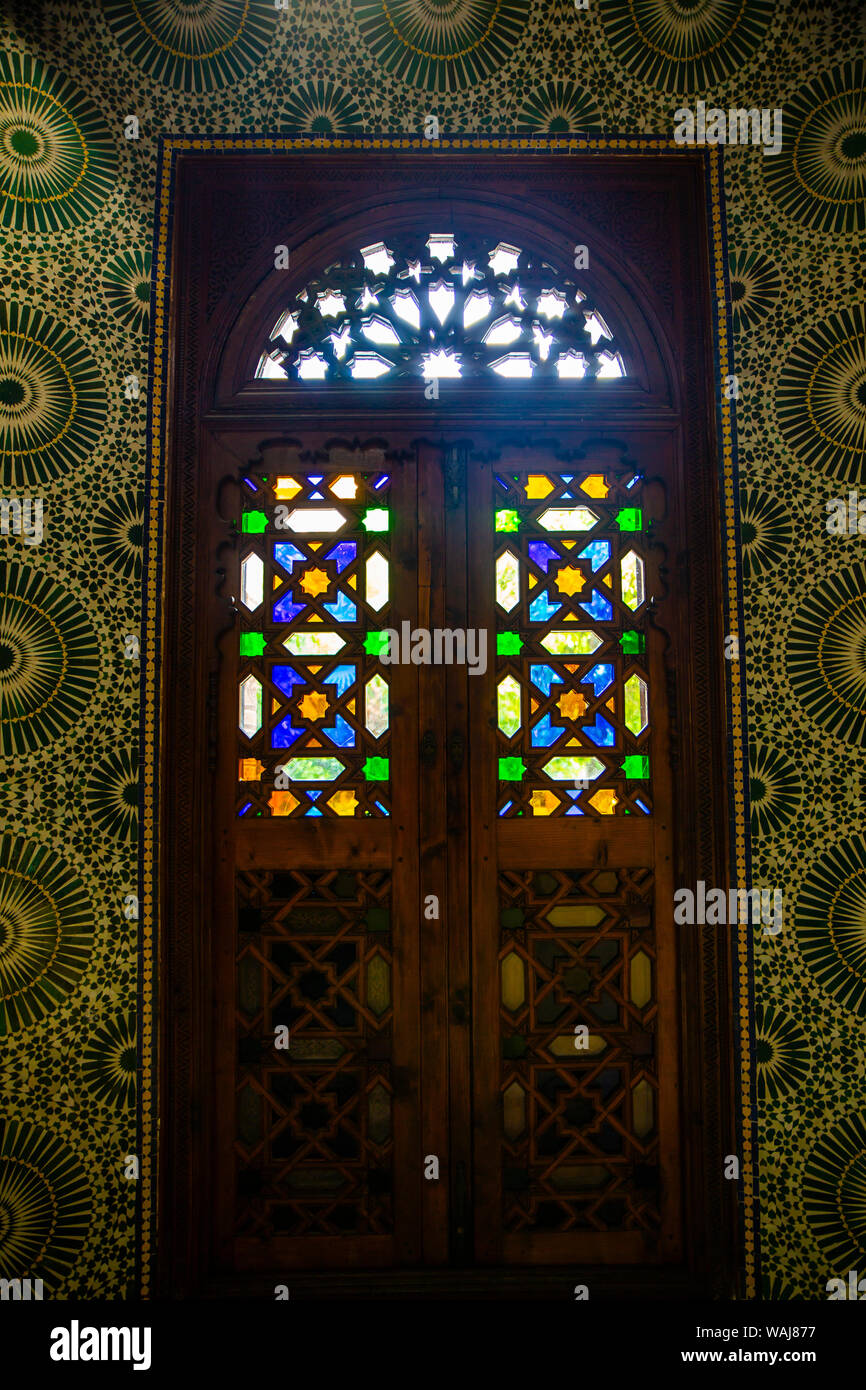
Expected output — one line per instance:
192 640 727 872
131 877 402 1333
214 429 681 1272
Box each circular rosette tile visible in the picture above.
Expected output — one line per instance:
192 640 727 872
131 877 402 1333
0 301 106 489
749 741 800 840
101 0 278 92
85 746 139 845
0 564 100 757
82 1012 136 1110
516 82 602 134
755 1003 810 1103
0 833 94 1036
0 1120 91 1285
279 80 363 134
803 1113 866 1270
776 304 866 484
91 491 144 583
0 50 116 234
739 487 792 585
728 250 781 334
102 249 152 335
763 59 865 234
786 564 866 746
796 834 866 1017
599 0 773 92
351 0 531 92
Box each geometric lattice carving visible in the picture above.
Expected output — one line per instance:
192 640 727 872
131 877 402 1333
494 467 652 817
235 868 394 1237
256 232 626 385
237 469 392 817
498 867 659 1234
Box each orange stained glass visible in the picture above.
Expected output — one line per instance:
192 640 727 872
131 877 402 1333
238 758 265 781
268 789 300 815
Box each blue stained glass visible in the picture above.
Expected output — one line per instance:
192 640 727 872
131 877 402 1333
494 474 510 491
272 717 305 748
580 590 613 621
309 490 325 499
305 807 324 816
578 540 610 572
635 797 650 814
565 806 584 815
530 664 563 696
582 714 616 746
323 664 356 697
528 541 560 573
323 713 355 747
243 478 258 492
374 800 390 815
499 800 514 815
274 542 306 574
272 665 306 697
239 802 253 816
325 541 357 572
565 788 581 799
560 475 573 482
306 789 322 800
373 474 390 490
529 591 561 622
627 475 642 489
582 663 614 696
324 591 357 622
273 595 306 622
531 713 565 747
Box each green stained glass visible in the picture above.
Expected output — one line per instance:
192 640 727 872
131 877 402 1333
497 632 524 655
364 630 390 656
239 632 266 656
363 756 389 780
496 550 520 611
495 509 520 532
497 675 521 736
241 510 268 533
620 630 645 653
362 508 390 532
366 956 391 1017
616 507 643 532
281 757 344 781
540 629 602 655
543 755 603 781
499 756 526 781
503 1034 528 1059
622 754 650 779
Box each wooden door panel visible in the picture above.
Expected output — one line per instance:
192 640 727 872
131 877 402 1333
467 445 682 1265
214 442 426 1270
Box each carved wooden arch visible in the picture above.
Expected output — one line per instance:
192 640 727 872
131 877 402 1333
206 190 679 413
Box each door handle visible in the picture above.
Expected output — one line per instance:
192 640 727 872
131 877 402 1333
420 728 436 767
448 729 465 772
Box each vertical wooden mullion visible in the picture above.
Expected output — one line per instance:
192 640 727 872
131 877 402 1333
465 454 502 1264
416 441 450 1262
443 445 473 1264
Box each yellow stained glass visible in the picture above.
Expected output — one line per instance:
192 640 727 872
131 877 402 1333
547 905 604 927
501 952 525 1011
630 950 652 1009
588 789 618 814
274 476 301 499
632 1079 654 1138
327 789 358 816
557 690 588 720
298 691 329 721
555 566 586 597
238 758 264 781
579 474 609 497
530 790 559 815
299 566 330 598
366 955 391 1017
525 474 554 499
549 1033 606 1056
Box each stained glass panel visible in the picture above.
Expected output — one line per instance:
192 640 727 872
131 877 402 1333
494 467 652 817
237 468 393 817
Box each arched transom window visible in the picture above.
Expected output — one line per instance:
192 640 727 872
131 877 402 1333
256 232 626 384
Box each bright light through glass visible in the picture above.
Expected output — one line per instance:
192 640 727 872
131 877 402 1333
329 324 352 359
427 234 456 262
349 352 392 379
584 311 613 345
428 279 455 326
536 290 567 320
490 352 533 378
361 315 401 347
483 315 523 347
464 289 493 329
295 350 328 380
391 288 421 329
257 352 287 379
596 351 625 379
555 350 587 379
422 349 462 379
488 242 521 276
316 290 346 318
271 309 299 344
360 242 395 275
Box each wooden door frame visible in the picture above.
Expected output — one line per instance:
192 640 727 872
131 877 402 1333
155 146 743 1298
